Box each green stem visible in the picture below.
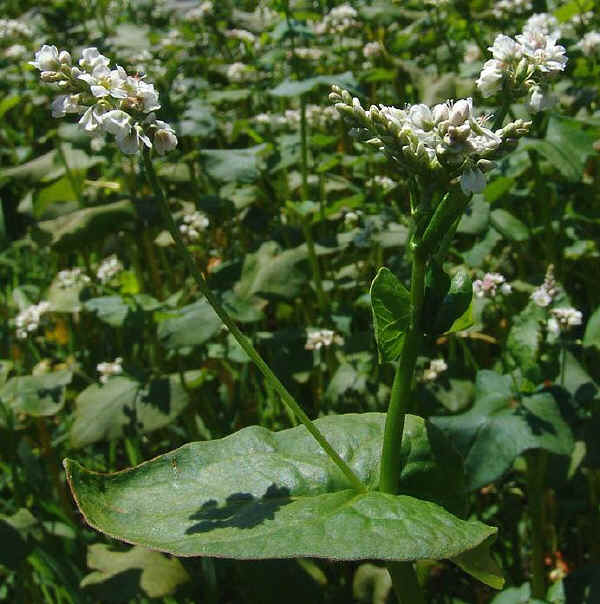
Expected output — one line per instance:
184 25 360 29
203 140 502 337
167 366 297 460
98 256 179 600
300 95 309 200
302 220 328 318
387 561 426 604
526 449 547 599
142 149 366 493
379 249 426 493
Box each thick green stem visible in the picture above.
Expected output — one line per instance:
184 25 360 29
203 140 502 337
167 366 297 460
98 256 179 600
387 561 426 604
379 250 425 494
526 449 547 599
142 149 366 493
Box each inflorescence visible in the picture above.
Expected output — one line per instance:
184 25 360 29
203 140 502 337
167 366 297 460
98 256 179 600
29 45 177 155
329 86 531 194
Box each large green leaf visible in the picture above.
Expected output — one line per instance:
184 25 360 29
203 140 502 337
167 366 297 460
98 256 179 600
370 268 411 363
0 370 73 426
84 296 132 328
64 414 496 567
490 209 529 242
583 306 600 350
270 72 358 97
235 241 308 299
506 302 546 382
70 372 201 448
432 371 574 490
434 270 473 335
199 145 269 183
81 544 189 600
32 200 136 252
156 299 221 350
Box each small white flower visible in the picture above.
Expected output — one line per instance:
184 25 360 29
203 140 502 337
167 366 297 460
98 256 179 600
29 44 60 72
79 47 110 71
523 13 561 38
78 104 105 134
57 268 91 288
15 301 51 340
473 272 511 298
305 329 344 350
97 255 123 284
153 121 178 155
363 41 383 59
549 307 583 333
97 357 123 383
101 109 132 139
532 287 552 307
529 86 557 112
576 31 600 56
423 358 448 382
477 60 504 97
179 211 209 242
489 35 523 63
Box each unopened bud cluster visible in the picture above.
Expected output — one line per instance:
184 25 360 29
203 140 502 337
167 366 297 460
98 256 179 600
422 358 448 382
313 4 359 35
29 45 177 155
476 25 567 112
548 307 583 335
330 86 530 194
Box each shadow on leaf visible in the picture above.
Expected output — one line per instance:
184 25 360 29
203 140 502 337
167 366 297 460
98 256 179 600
185 484 291 534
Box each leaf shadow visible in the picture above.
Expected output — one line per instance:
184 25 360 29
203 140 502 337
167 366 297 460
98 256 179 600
185 484 291 534
140 378 172 415
515 405 557 437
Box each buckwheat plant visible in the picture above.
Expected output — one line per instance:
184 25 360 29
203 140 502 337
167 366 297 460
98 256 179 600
49 44 533 604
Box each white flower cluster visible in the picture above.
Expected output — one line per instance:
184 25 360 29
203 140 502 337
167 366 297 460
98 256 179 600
253 105 339 131
289 47 324 61
15 301 50 340
227 62 256 83
422 358 448 382
0 18 32 41
179 210 209 242
531 264 558 307
523 13 561 38
368 175 397 192
363 41 383 59
330 86 531 194
4 43 28 59
57 268 91 289
476 28 567 111
184 1 213 21
473 272 512 298
225 29 257 45
314 4 359 35
305 329 344 350
97 357 123 383
344 209 363 226
577 32 600 56
29 45 177 155
97 255 123 284
464 43 481 64
548 307 583 335
492 0 532 17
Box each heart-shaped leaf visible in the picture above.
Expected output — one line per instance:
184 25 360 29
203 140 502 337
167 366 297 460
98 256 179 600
70 372 202 448
156 299 221 350
432 371 574 490
434 270 473 335
370 268 411 363
64 414 496 573
0 370 73 425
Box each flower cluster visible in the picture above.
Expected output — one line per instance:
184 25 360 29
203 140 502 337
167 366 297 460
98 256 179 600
531 265 558 307
330 86 531 194
368 175 397 192
363 41 383 60
576 32 600 56
184 2 213 21
97 357 123 383
492 0 532 18
179 210 209 242
548 307 583 335
225 29 257 46
473 272 512 298
57 268 91 289
29 45 177 155
314 4 359 35
15 301 51 340
253 105 339 131
523 13 561 38
289 47 324 61
0 18 32 41
226 62 257 83
422 358 448 382
97 255 123 284
476 26 567 111
305 329 344 351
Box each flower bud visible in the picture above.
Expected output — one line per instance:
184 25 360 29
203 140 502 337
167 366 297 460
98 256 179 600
154 126 178 155
477 159 496 173
59 50 72 65
449 98 472 126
